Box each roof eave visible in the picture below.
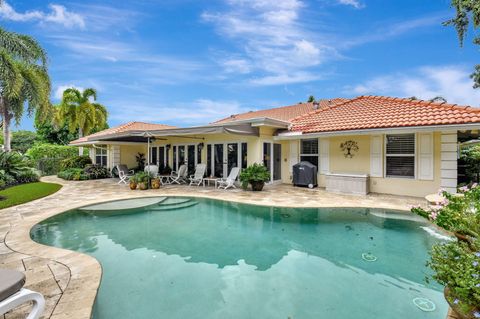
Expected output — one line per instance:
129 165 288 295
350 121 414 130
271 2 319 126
275 123 480 140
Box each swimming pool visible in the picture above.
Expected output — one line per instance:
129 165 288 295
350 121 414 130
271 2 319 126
31 197 449 319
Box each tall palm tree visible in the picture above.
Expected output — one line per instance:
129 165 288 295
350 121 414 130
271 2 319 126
56 88 108 155
0 27 51 151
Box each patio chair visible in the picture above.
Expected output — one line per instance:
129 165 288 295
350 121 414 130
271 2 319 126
144 164 159 177
170 164 188 184
217 167 240 190
189 164 207 186
117 164 134 185
0 269 45 319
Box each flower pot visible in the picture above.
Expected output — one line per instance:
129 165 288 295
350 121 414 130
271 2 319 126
445 287 478 319
151 179 160 189
129 182 137 190
250 181 265 191
138 182 148 190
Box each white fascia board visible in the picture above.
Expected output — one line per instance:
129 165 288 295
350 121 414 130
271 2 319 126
274 123 480 140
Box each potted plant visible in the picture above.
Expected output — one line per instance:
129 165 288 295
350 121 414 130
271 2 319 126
129 175 137 190
239 163 271 191
136 172 149 190
151 177 161 189
411 184 480 319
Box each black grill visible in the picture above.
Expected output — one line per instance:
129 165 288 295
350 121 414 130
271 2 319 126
292 161 318 188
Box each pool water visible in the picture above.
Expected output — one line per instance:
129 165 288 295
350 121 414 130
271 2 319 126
31 197 449 319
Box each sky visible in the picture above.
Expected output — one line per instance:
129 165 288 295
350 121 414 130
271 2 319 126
1 0 479 131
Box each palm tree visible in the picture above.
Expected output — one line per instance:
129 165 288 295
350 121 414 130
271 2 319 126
56 88 108 155
0 27 51 151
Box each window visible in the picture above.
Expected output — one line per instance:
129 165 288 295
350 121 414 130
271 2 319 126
150 147 157 165
95 147 107 167
300 139 318 168
385 134 415 178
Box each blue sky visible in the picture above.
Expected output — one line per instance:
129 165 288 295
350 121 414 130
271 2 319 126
2 0 479 131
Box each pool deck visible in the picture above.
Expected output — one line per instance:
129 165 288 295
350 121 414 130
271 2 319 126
0 176 456 319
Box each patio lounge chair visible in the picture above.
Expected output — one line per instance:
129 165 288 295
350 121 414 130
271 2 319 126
0 269 45 319
144 164 159 177
189 164 207 186
117 164 134 184
217 167 240 190
170 164 188 184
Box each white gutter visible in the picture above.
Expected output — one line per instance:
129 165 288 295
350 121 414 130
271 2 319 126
274 123 480 140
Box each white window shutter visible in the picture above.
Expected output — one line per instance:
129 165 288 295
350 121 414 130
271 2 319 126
319 138 329 174
418 132 434 180
370 135 383 177
289 140 299 173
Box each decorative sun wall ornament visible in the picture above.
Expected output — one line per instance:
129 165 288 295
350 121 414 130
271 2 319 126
340 140 359 158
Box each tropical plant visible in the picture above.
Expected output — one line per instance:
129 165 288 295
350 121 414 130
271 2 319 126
444 0 480 88
0 27 51 151
239 163 270 191
83 164 109 179
60 155 92 170
56 88 108 155
57 168 88 181
307 95 316 103
135 153 146 171
34 111 78 145
0 151 38 187
411 185 480 318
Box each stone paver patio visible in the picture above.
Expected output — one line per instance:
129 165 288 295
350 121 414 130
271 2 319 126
1 176 450 319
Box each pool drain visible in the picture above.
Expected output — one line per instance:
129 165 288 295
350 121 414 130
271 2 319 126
412 298 436 312
361 252 377 262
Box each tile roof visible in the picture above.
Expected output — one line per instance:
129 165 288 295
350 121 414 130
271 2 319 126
213 98 348 124
70 122 177 144
290 96 480 133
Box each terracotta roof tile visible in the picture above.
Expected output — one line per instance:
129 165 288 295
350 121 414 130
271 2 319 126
213 98 348 124
70 121 176 144
290 96 480 133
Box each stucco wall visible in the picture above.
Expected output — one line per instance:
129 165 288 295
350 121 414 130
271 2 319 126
120 145 147 168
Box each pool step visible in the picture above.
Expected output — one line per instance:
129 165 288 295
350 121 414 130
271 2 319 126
150 200 199 211
156 198 192 206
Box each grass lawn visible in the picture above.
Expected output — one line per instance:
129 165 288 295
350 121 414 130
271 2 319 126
0 182 62 209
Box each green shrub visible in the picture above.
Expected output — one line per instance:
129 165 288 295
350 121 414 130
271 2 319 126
239 163 270 190
411 185 480 317
84 164 109 179
60 156 92 170
15 169 40 184
26 143 78 160
57 168 88 181
26 143 79 175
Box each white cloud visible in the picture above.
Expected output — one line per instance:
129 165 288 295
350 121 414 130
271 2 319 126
337 0 364 9
345 65 480 107
54 85 85 100
0 1 85 29
202 0 336 85
108 99 249 125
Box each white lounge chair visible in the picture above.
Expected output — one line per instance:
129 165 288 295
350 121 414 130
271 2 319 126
144 164 159 177
217 167 240 190
170 164 188 184
116 164 134 184
0 269 45 319
189 164 207 186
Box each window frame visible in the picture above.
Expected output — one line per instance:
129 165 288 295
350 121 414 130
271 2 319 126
95 146 108 167
300 139 319 168
384 133 417 179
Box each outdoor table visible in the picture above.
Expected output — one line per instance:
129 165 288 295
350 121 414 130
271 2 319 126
203 177 218 187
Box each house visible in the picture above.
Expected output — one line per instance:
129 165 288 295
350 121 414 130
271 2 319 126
70 96 480 197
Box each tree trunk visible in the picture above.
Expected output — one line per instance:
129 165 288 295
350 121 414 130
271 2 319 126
0 98 11 152
78 128 84 156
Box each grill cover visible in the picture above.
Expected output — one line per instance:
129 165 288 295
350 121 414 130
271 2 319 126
292 161 318 188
